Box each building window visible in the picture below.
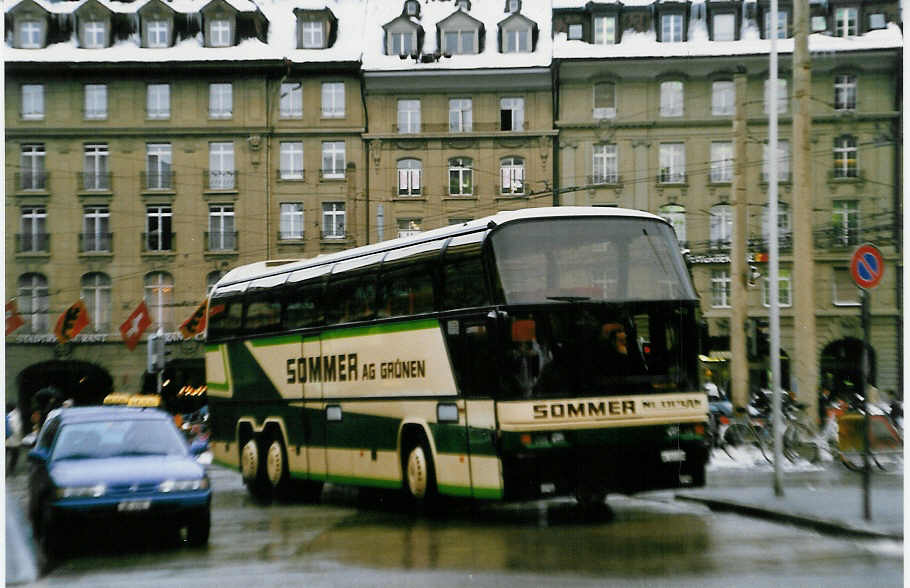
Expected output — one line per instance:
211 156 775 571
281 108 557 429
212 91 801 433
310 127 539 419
82 206 110 252
449 158 473 195
208 142 235 189
867 13 886 29
711 270 731 308
83 144 110 190
658 204 686 244
713 13 735 41
762 140 790 182
449 98 473 132
144 271 174 330
146 143 172 189
20 206 47 253
709 204 732 249
84 84 107 119
594 15 616 44
81 273 111 332
833 267 860 305
146 83 170 119
397 99 421 133
834 7 858 37
18 273 49 333
659 143 685 184
20 144 46 190
82 20 105 48
833 135 857 178
503 28 530 53
500 156 524 194
762 268 792 307
834 75 857 111
209 83 232 118
388 31 416 55
321 82 345 118
592 144 618 184
208 19 231 47
146 205 173 251
832 200 859 246
764 10 788 38
712 81 734 116
405 0 419 16
146 19 169 47
321 141 346 179
322 202 346 239
397 158 422 196
710 141 733 183
660 81 683 117
22 84 44 119
500 97 524 131
279 142 304 180
567 24 583 40
443 29 476 54
507 0 520 13
208 205 236 250
661 14 684 42
301 20 325 48
763 78 788 114
280 82 303 118
280 203 305 240
593 82 616 119
762 202 792 247
397 218 422 238
19 20 42 48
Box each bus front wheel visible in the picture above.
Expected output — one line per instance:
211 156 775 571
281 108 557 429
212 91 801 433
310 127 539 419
404 438 438 506
240 436 271 502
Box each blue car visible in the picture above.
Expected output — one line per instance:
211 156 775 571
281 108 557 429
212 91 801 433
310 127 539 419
27 406 211 554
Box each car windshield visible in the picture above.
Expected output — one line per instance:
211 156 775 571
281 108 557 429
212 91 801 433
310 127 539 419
51 418 188 461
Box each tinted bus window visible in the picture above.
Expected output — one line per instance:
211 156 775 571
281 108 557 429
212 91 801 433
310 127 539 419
324 273 378 325
378 265 435 318
208 299 243 340
244 294 282 334
286 282 324 330
441 233 489 310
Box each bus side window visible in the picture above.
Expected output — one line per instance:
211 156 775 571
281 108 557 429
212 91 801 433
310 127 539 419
286 282 323 330
208 299 243 340
441 257 488 310
325 274 377 325
379 265 435 318
243 294 282 334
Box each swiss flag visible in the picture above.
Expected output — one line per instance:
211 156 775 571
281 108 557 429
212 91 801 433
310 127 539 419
120 301 152 351
54 299 90 344
6 299 25 336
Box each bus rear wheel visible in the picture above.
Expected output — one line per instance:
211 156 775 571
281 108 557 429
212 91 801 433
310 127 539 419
240 436 271 502
404 438 438 507
265 433 293 499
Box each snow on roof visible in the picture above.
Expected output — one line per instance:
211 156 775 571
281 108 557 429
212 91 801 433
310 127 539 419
361 0 553 72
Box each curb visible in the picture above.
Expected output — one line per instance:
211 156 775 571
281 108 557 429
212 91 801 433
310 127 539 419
675 493 903 541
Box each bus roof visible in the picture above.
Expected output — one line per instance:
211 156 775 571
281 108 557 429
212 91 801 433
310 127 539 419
213 206 667 291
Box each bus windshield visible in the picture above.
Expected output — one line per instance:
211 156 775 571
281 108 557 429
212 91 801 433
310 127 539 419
490 217 695 305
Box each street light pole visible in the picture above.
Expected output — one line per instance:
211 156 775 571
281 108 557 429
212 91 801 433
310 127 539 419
769 0 784 497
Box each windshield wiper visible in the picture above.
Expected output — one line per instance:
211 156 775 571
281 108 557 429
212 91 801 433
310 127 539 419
546 296 591 303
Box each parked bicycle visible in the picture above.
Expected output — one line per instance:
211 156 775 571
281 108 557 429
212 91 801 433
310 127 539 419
818 398 903 472
718 390 816 465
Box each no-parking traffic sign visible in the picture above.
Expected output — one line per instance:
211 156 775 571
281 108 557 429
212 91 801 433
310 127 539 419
850 243 885 290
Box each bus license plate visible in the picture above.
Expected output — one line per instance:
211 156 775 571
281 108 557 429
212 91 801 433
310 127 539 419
661 450 686 463
118 500 151 512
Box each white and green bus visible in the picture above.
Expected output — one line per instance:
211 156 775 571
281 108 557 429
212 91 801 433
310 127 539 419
205 207 709 508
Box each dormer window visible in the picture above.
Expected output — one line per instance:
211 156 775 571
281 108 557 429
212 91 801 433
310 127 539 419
661 14 684 42
83 20 106 48
763 10 788 39
389 31 416 55
568 23 583 40
444 29 475 54
405 0 419 17
146 20 170 47
713 13 735 41
209 19 232 47
867 13 886 30
506 0 521 12
456 0 471 11
594 15 616 44
503 28 529 52
301 21 325 48
18 20 43 48
834 7 858 37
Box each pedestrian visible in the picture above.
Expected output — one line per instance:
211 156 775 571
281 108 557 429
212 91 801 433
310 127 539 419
6 403 23 475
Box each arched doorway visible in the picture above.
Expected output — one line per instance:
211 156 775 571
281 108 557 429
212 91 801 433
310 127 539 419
15 360 113 415
820 338 876 403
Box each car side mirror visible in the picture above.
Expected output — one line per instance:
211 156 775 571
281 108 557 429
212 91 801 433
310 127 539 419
27 448 48 464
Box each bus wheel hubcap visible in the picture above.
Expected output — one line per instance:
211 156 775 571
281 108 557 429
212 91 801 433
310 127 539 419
407 446 427 498
241 440 259 480
266 440 284 486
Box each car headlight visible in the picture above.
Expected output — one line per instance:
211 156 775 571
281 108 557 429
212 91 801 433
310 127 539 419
157 477 209 492
57 484 107 499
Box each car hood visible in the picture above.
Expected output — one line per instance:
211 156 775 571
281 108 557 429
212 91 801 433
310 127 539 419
50 456 205 487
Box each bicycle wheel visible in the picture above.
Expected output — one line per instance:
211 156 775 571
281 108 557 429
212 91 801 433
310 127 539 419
722 423 770 463
783 422 818 463
838 448 866 471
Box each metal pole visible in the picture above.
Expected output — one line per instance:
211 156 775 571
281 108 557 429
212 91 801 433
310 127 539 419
861 289 871 520
730 70 749 412
769 0 784 496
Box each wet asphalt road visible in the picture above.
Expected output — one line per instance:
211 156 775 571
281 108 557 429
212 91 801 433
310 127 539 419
7 464 903 588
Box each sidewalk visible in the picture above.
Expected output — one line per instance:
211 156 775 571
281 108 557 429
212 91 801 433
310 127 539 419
677 451 903 541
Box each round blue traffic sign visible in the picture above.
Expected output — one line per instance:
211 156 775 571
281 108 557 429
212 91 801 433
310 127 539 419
850 244 884 289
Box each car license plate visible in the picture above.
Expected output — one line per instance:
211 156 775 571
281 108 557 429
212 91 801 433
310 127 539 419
661 449 686 463
117 500 151 512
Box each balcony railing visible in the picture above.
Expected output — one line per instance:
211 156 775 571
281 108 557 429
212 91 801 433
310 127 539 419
589 173 620 185
761 171 792 184
205 231 238 252
815 227 862 249
79 171 112 191
708 239 731 253
498 184 525 196
277 231 304 241
277 169 305 181
747 235 793 252
828 168 861 181
204 170 237 190
79 232 113 253
320 168 347 180
142 232 176 252
320 230 346 240
141 171 175 190
16 171 49 191
15 233 50 253
658 170 687 185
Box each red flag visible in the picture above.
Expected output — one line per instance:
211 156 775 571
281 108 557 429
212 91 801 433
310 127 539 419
6 300 25 336
119 301 152 351
179 301 208 339
54 299 90 344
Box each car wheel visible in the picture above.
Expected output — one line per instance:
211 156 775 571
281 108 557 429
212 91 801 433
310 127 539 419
186 508 211 546
240 436 271 502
